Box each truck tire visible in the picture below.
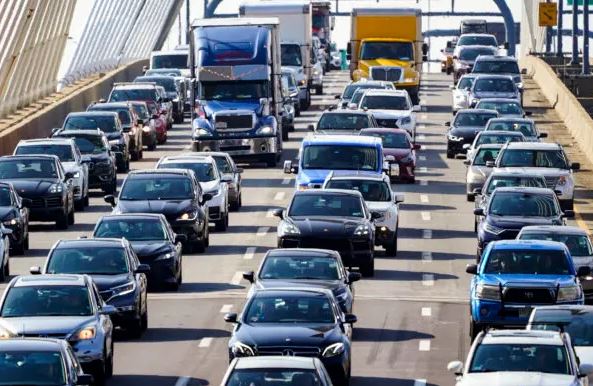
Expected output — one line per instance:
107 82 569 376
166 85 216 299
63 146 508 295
282 127 289 141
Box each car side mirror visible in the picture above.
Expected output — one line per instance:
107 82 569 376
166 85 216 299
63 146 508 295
563 210 575 218
472 188 481 196
347 103 357 110
104 195 116 207
135 264 151 274
51 127 61 135
76 374 94 386
272 208 283 219
521 68 527 75
29 266 41 275
579 363 593 377
235 168 244 174
224 312 238 323
447 360 464 375
412 105 421 112
485 161 495 168
80 156 91 164
307 124 315 131
463 159 471 165
347 271 361 283
334 94 341 99
572 162 581 170
465 264 478 275
201 193 213 204
370 212 382 220
243 271 255 283
462 144 471 150
444 121 450 127
393 193 404 203
174 234 187 244
473 208 484 216
136 119 144 126
220 175 232 183
578 266 592 277
283 160 296 174
65 172 74 180
100 304 117 315
344 314 357 324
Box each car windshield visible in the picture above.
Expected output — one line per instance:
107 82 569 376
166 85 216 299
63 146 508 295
474 60 520 74
489 192 558 217
485 176 546 194
360 41 413 61
457 77 475 90
457 35 497 47
15 145 74 162
487 121 536 137
531 312 593 346
474 78 516 92
325 179 391 202
89 107 132 125
131 103 150 120
213 156 233 174
476 134 522 146
472 148 501 166
459 47 496 61
302 145 378 171
260 255 340 280
343 84 390 99
289 194 364 217
281 44 302 66
469 343 569 374
201 81 266 100
1 286 93 317
454 113 498 127
360 95 409 110
120 176 194 200
109 88 158 102
519 233 593 257
0 351 66 386
136 77 177 93
151 54 188 69
0 187 11 206
317 114 370 131
0 159 57 179
64 115 118 133
226 369 322 386
61 135 107 155
477 101 522 115
499 149 568 168
47 246 129 275
158 161 216 182
364 131 410 149
282 73 296 89
484 249 571 275
95 218 167 241
245 293 334 324
145 69 182 76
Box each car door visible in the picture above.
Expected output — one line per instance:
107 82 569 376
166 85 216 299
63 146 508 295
11 188 28 232
73 145 88 193
127 244 147 309
163 217 182 262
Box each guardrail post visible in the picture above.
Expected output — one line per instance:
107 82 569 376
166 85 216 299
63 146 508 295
557 0 564 56
583 0 590 74
571 0 580 65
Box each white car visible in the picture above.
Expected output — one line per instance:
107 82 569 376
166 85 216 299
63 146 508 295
451 74 477 113
448 329 593 386
359 89 420 140
156 154 230 231
13 138 89 211
464 144 503 201
322 171 404 256
311 53 324 94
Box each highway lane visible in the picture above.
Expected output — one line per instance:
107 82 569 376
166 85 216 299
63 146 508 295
7 69 573 386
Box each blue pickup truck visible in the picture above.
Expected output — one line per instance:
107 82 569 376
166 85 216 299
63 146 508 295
283 134 385 190
190 18 284 167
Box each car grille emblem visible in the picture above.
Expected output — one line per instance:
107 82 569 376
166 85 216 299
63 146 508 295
282 349 295 356
323 228 328 232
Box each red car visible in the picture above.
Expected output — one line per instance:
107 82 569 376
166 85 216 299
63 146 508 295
146 100 167 144
360 128 421 183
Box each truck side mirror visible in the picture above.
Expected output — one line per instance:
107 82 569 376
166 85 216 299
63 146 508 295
422 43 429 55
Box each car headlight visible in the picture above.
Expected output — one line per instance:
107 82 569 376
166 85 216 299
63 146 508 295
156 251 175 260
400 117 412 125
471 98 479 106
483 222 504 235
557 176 567 186
475 284 501 301
142 126 152 132
111 281 136 297
2 217 16 226
108 139 120 145
447 134 463 141
516 82 524 89
195 128 212 137
403 77 416 83
178 211 198 221
298 79 306 86
558 285 582 302
48 183 63 194
280 222 300 235
256 126 275 135
354 224 370 237
69 326 96 342
232 341 256 356
72 172 80 178
322 342 345 358
313 69 320 76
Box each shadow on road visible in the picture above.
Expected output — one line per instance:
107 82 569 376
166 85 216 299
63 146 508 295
353 328 434 342
107 375 208 386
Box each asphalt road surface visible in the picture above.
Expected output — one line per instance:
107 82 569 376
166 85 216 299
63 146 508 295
6 70 571 386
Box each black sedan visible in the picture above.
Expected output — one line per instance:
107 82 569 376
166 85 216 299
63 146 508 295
105 169 212 253
0 155 75 229
224 288 356 386
31 238 150 338
0 182 29 255
243 248 360 313
445 109 498 159
93 213 184 290
273 189 378 277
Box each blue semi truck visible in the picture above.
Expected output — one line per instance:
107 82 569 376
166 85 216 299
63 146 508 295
189 18 285 167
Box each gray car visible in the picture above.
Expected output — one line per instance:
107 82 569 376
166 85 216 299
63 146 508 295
469 75 520 107
475 98 531 118
484 117 547 142
464 144 503 201
0 274 115 383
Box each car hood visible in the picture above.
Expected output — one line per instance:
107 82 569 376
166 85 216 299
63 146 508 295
255 279 342 292
473 91 518 99
469 165 492 178
289 216 364 236
4 179 57 195
370 110 412 119
104 132 122 141
0 316 96 336
200 180 219 192
0 207 15 219
315 129 361 136
129 240 172 258
495 167 569 177
458 372 575 386
115 199 194 216
480 274 575 287
383 148 413 160
89 273 133 291
450 126 485 137
486 215 562 229
366 201 393 212
61 162 80 173
236 323 341 347
360 58 410 69
204 100 260 116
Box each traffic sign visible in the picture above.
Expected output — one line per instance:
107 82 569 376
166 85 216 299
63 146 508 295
539 2 558 27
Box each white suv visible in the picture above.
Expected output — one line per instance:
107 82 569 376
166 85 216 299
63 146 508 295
358 89 420 140
448 329 593 386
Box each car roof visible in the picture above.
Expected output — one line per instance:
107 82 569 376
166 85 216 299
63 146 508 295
189 151 230 158
474 144 504 151
504 142 561 150
13 274 88 287
458 74 478 80
98 213 164 222
531 305 593 318
519 225 588 236
361 89 409 97
491 186 556 195
473 74 516 80
266 248 340 258
321 110 372 117
488 117 534 124
159 155 215 164
0 338 67 352
349 80 391 87
477 98 521 103
489 239 568 251
128 168 193 177
460 33 496 38
54 129 104 137
360 128 409 135
233 356 316 370
482 329 564 345
303 134 381 146
55 238 125 249
89 102 131 108
488 170 545 178
0 154 59 162
17 138 74 146
479 131 522 136
295 188 364 198
457 45 497 51
67 111 118 118
326 170 388 181
456 108 499 115
253 288 333 298
112 83 157 90
475 55 518 62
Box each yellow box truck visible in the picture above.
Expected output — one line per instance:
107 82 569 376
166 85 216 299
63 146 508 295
348 8 426 104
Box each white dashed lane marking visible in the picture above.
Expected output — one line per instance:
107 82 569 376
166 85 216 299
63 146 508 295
421 211 431 221
421 307 432 317
420 194 429 203
174 376 190 386
220 304 233 313
414 379 427 386
418 340 431 351
419 155 426 161
199 337 213 348
422 274 435 286
422 230 432 239
274 192 285 200
243 247 256 260
420 180 428 186
230 272 243 285
282 177 291 185
256 227 269 236
421 251 432 263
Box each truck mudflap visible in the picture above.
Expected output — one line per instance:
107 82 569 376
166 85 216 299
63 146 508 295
192 137 279 165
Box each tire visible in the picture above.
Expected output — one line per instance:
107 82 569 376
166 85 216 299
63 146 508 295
194 239 206 253
295 105 301 117
563 199 574 211
0 255 6 283
105 341 114 378
68 206 75 225
215 213 228 232
75 199 85 211
84 194 90 207
131 148 139 161
446 150 455 159
282 126 289 142
140 306 148 332
12 237 25 256
148 141 156 151
230 198 240 212
127 308 144 339
24 233 29 250
92 359 107 386
384 234 398 257
138 149 143 160
467 193 475 202
316 85 323 95
360 255 375 277
103 178 117 194
56 210 69 230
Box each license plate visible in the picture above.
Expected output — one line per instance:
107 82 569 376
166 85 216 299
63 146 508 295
215 122 227 129
518 307 532 318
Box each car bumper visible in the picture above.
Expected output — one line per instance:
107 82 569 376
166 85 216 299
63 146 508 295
145 258 178 286
321 353 350 385
374 225 396 246
447 140 470 155
172 219 206 242
278 236 373 267
298 86 308 102
26 198 66 221
192 137 278 160
72 339 105 365
472 298 584 326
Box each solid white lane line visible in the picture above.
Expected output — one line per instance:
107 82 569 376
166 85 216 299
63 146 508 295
416 134 426 141
420 180 428 186
419 166 428 173
274 192 285 201
199 337 213 347
422 230 432 239
243 247 256 260
421 307 432 317
256 227 269 236
421 211 431 221
175 376 191 386
420 194 429 203
282 177 291 185
418 340 431 351
414 379 427 386
418 155 426 161
220 304 233 313
230 272 243 285
421 252 432 262
422 274 435 286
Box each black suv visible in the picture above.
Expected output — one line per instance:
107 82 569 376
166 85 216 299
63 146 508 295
273 189 379 276
53 130 117 194
446 109 498 159
0 182 29 255
105 169 212 253
0 155 74 229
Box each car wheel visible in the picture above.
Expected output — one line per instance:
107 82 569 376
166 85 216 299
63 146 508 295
282 127 289 141
139 149 143 160
385 234 398 257
466 193 475 202
140 305 148 332
230 198 239 212
24 233 29 250
446 150 454 159
0 254 6 282
148 141 156 151
105 340 114 378
295 105 301 117
127 309 144 339
316 85 323 95
56 210 69 230
68 205 75 225
360 255 374 277
131 148 139 161
215 213 228 232
92 356 107 386
75 198 85 211
12 237 25 256
194 239 206 253
84 193 90 207
265 154 277 167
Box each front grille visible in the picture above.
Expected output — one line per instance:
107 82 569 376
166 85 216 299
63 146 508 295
502 287 556 304
220 145 251 152
300 237 351 251
22 333 67 339
370 67 402 82
499 229 520 239
257 346 321 357
376 118 398 128
27 197 62 208
214 114 253 130
544 177 559 188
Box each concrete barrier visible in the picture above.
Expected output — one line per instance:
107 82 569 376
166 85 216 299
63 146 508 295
0 59 148 155
520 55 593 166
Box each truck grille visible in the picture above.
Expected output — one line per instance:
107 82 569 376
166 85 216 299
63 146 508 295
257 346 321 357
370 67 402 82
214 114 253 130
502 287 556 304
